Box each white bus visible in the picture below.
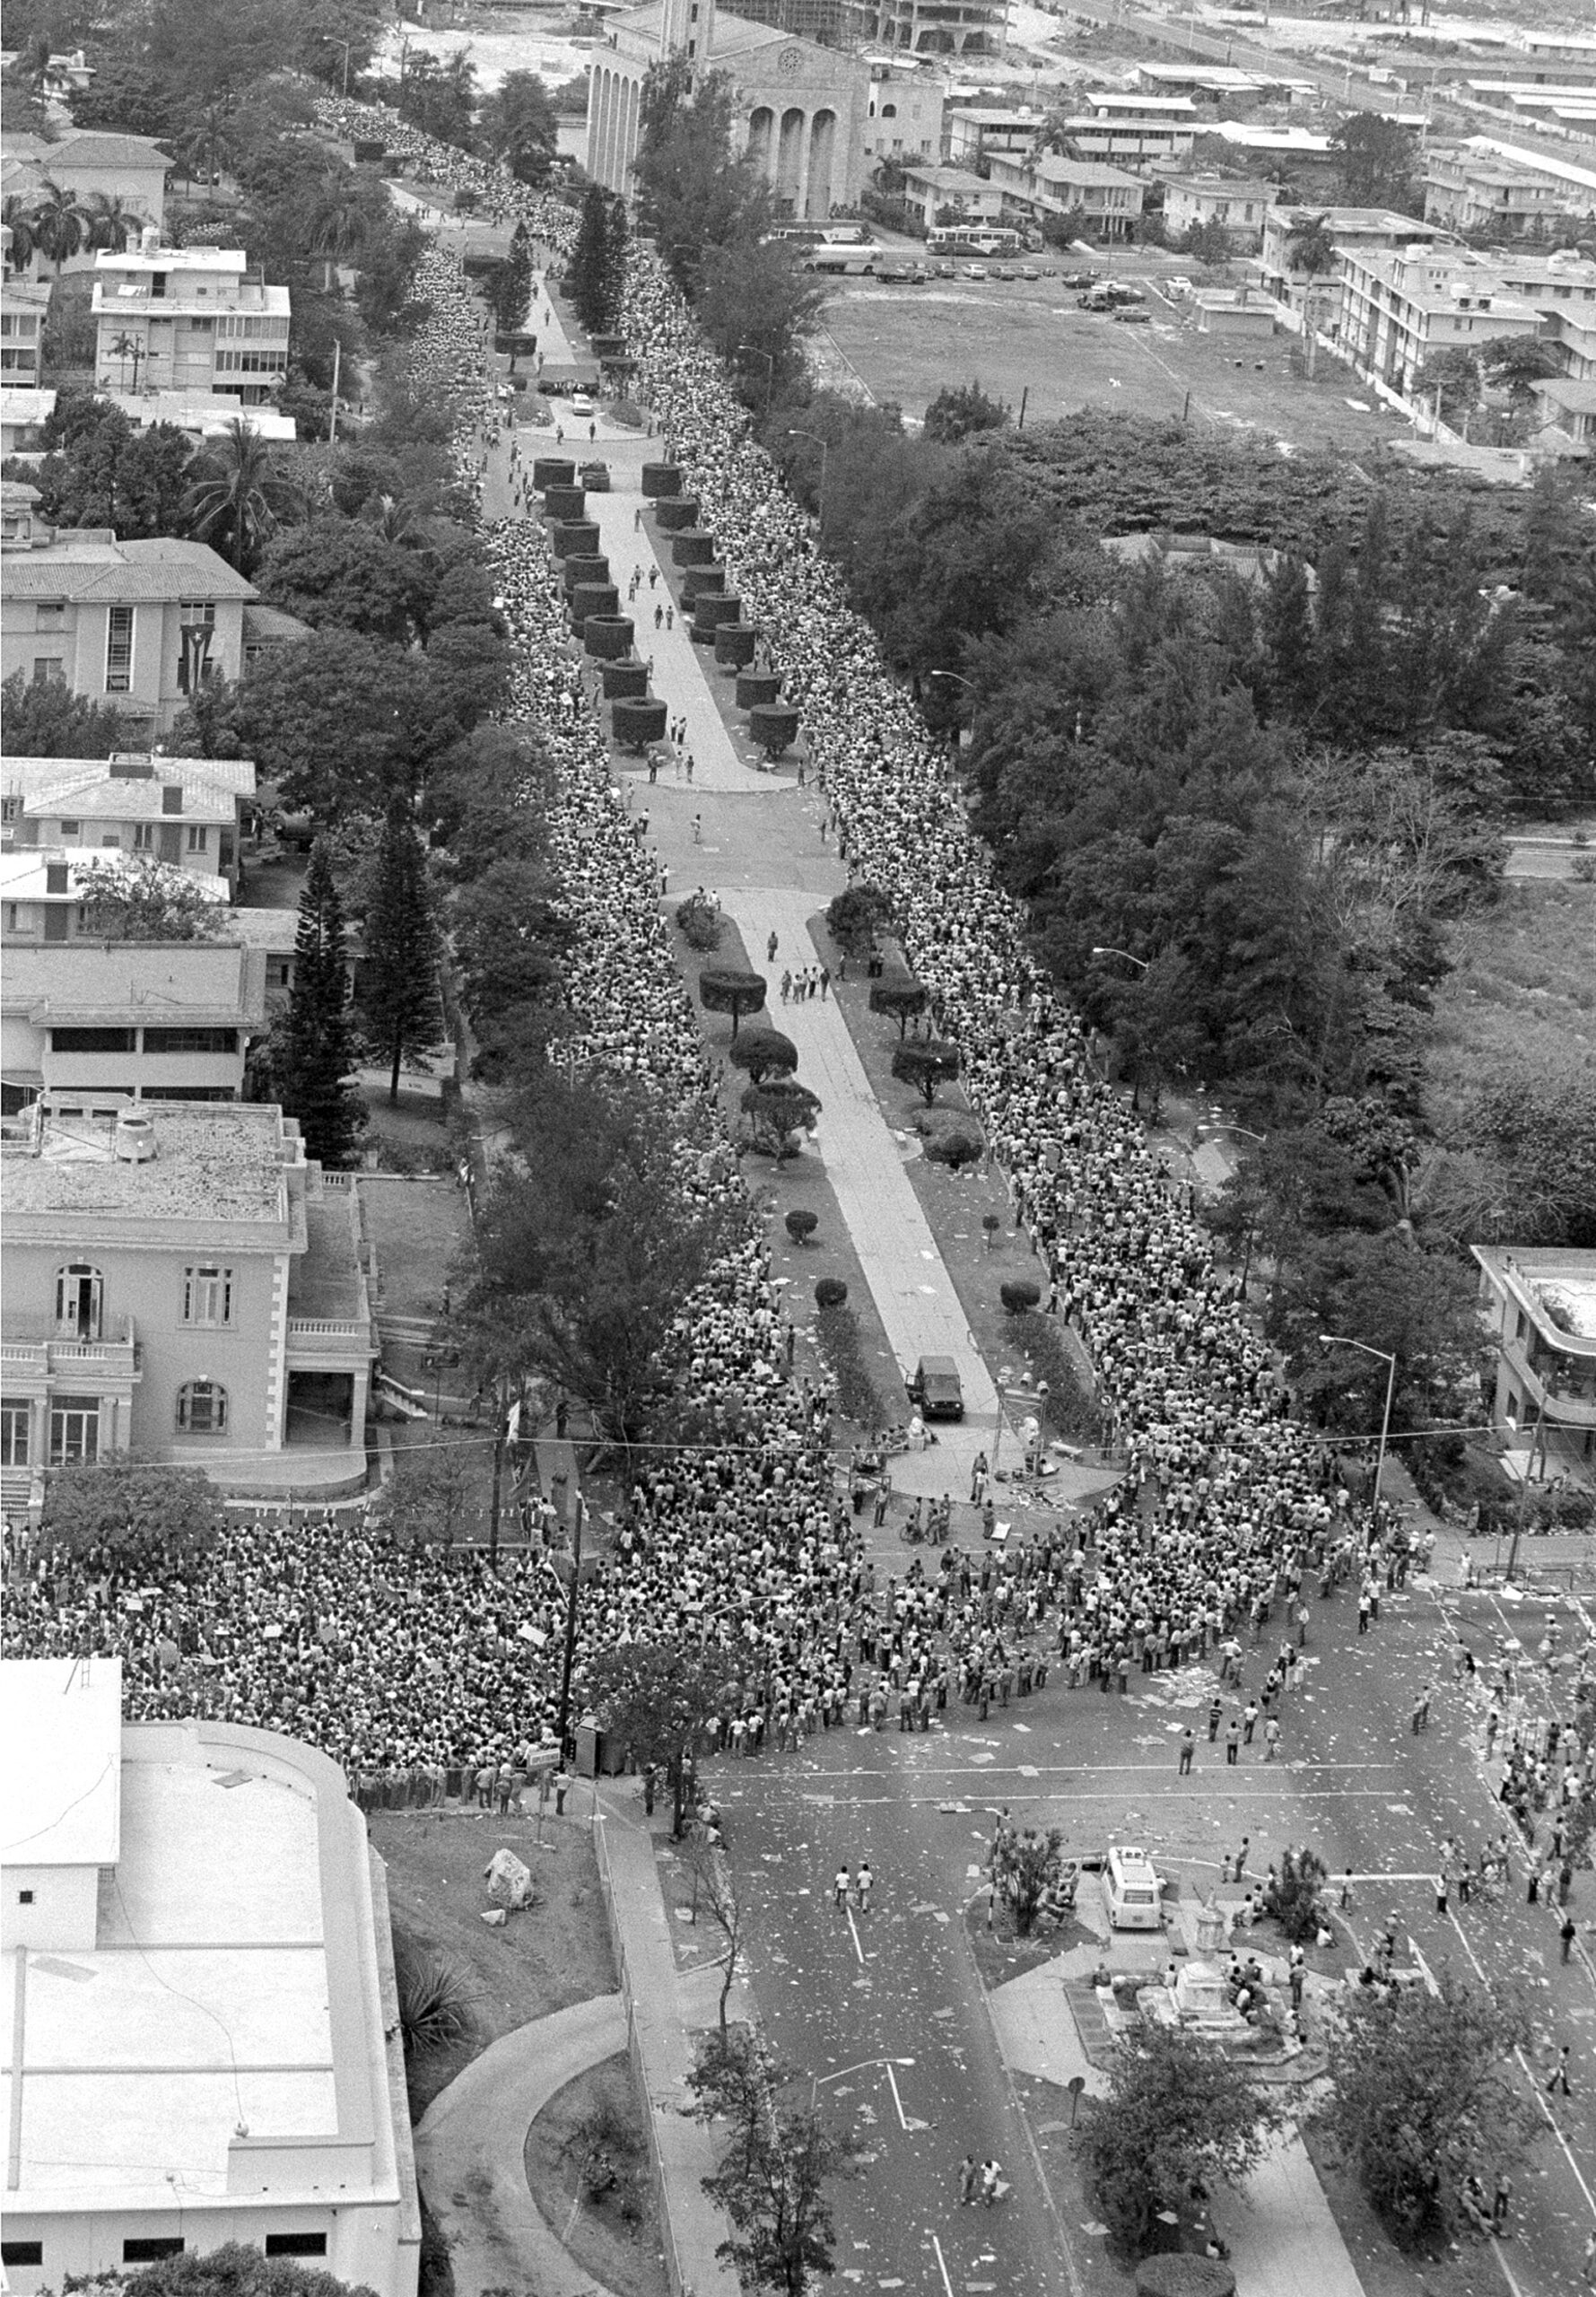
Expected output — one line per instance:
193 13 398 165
927 224 1021 258
801 240 883 274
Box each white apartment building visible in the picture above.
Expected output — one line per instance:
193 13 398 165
92 238 291 409
1338 241 1542 401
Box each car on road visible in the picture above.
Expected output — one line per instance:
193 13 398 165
932 260 957 277
962 264 985 280
1112 307 1154 323
1104 284 1144 305
993 265 1016 281
1019 264 1042 281
570 392 596 416
1079 290 1115 310
1060 270 1103 290
908 1355 964 1421
579 460 610 491
1164 275 1194 296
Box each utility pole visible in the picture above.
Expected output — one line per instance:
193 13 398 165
556 1491 586 1751
327 336 341 447
487 1380 506 1565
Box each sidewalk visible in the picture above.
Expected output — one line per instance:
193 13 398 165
414 1994 628 2297
594 1794 746 2297
719 884 999 1499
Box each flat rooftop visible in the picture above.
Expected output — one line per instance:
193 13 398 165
1 1099 294 1226
1 1720 336 2211
1 1659 122 1866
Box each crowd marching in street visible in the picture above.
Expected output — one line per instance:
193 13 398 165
6 104 1592 1934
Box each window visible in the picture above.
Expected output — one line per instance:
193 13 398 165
178 599 216 627
134 823 153 851
123 2240 184 2265
1 1400 29 1467
176 1380 228 1434
186 825 208 854
183 1264 233 1326
35 602 64 629
105 605 134 693
58 819 80 839
265 2237 327 2261
16 1889 34 1904
1 795 18 824
3 2244 45 2269
144 1026 237 1055
54 1265 102 1340
48 1395 100 1465
52 1028 135 1054
31 657 65 686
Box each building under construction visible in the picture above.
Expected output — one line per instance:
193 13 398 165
720 0 1004 57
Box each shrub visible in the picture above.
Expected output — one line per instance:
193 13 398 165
730 1028 798 1084
1135 2258 1237 2297
1573 853 1596 883
785 1209 819 1245
869 977 929 1038
982 1213 1001 1248
676 891 724 951
1000 1279 1042 1313
1260 1845 1330 1943
825 883 892 956
608 398 647 428
924 1126 982 1169
815 1278 848 1309
395 1939 481 2055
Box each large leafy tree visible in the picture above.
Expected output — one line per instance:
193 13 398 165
693 2031 850 2295
32 407 194 539
41 1460 226 1576
1330 111 1420 209
923 380 1008 444
479 71 558 185
0 671 126 758
1319 1969 1534 2246
465 1071 739 1448
568 185 628 335
254 521 428 644
1077 2026 1284 2258
75 857 224 942
633 68 772 296
1268 1227 1486 1434
358 791 440 1103
696 237 824 415
61 2241 378 2297
584 1643 742 1834
234 629 460 818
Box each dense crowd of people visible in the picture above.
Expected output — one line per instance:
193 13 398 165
0 99 1474 1804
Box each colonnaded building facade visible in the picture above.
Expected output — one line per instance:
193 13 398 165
586 0 873 220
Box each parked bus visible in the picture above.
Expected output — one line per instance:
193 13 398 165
927 224 1021 258
801 240 883 274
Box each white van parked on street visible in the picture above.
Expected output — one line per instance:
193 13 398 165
1106 1843 1164 1930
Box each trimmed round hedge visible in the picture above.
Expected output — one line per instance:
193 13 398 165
641 461 683 498
583 615 634 660
551 519 600 560
681 563 727 603
571 581 620 624
531 457 577 490
748 703 800 756
542 484 585 521
736 670 781 710
654 495 700 532
670 529 716 568
600 659 649 700
715 624 759 669
612 696 668 750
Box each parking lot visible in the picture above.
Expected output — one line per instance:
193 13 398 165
818 265 1400 453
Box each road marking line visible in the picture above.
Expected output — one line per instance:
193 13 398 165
929 2232 955 2297
846 1905 866 1965
1446 1910 1596 2221
885 2059 910 2132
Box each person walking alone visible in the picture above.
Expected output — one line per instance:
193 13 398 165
958 2154 980 2205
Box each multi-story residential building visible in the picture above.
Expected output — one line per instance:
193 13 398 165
0 523 257 738
987 152 1145 238
2 753 255 900
720 0 1003 50
0 1657 420 2295
899 161 1005 229
943 106 1044 167
0 850 230 951
0 277 48 381
861 63 944 168
1 1096 375 1503
0 940 269 1114
92 238 291 409
1529 373 1596 450
1255 205 1452 315
1473 1247 1596 1485
1159 174 1277 249
1337 241 1542 402
0 126 171 255
1426 141 1596 238
1059 100 1197 170
0 385 56 457
1482 246 1596 380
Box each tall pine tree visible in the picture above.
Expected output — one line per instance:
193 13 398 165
266 839 367 1167
570 185 626 335
360 792 440 1105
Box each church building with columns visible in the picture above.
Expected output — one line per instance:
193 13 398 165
586 0 874 221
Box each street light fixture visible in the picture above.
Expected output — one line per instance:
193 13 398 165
1090 946 1149 970
1319 1333 1397 1536
786 427 829 534
928 669 974 691
737 343 774 416
1199 1120 1266 1145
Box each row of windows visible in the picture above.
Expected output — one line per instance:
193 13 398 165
50 1027 238 1054
0 312 41 337
216 314 291 338
214 348 289 373
53 1262 234 1338
1 1380 229 1463
0 2237 327 2270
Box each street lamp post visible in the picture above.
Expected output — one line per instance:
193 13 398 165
737 343 774 417
1090 945 1149 970
787 427 829 535
556 1490 587 1754
1319 1333 1397 1539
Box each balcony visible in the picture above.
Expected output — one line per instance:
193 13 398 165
284 1314 374 1369
1501 1330 1596 1429
0 1316 141 1385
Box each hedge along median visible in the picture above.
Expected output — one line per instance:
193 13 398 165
542 483 586 520
532 457 577 489
681 563 727 604
584 615 634 660
612 696 668 752
715 624 758 670
552 519 601 559
654 496 700 533
670 528 716 568
641 460 682 497
602 659 650 700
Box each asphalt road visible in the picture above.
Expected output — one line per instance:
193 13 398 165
705 1542 1596 2295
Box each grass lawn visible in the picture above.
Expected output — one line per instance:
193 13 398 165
821 273 1398 451
371 1808 616 2118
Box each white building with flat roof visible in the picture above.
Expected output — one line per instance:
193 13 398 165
0 1658 420 2293
92 240 291 410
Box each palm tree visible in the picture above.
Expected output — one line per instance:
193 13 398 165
1285 213 1339 279
2 196 40 276
295 166 371 288
363 492 423 548
181 417 296 573
79 190 137 253
107 329 147 391
29 179 89 273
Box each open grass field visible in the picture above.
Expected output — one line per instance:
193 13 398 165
820 270 1401 454
1427 878 1596 1132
